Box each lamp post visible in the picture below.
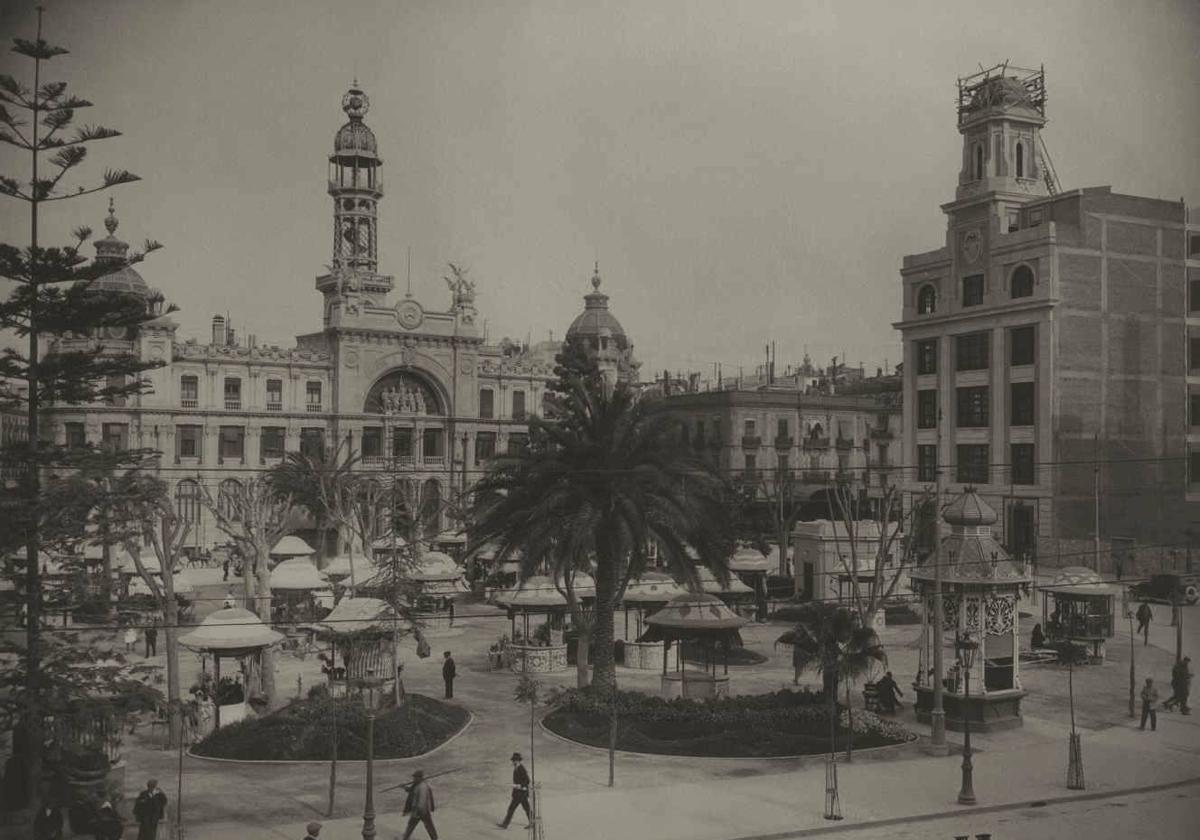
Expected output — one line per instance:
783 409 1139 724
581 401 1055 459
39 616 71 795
360 670 380 840
955 631 979 806
1126 605 1136 719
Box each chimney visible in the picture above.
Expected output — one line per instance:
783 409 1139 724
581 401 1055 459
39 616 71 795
211 315 225 346
226 326 236 346
248 334 257 349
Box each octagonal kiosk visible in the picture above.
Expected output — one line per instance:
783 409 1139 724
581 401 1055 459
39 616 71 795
269 535 316 561
314 597 409 697
179 606 283 729
728 545 772 620
406 551 466 633
1042 566 1118 661
620 572 689 670
643 592 747 700
270 556 332 624
495 575 570 673
910 490 1031 732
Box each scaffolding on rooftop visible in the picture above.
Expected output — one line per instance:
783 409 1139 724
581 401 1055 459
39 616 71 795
957 62 1047 126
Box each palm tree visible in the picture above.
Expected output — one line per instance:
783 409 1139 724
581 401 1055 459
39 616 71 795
470 353 732 693
777 602 886 760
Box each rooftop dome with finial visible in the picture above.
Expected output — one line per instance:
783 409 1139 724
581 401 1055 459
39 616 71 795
942 487 998 527
90 198 149 297
334 82 378 158
566 262 629 348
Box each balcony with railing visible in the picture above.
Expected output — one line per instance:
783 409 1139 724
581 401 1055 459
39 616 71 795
422 455 446 468
224 399 241 411
869 427 894 441
803 436 830 450
306 403 322 413
180 398 198 409
267 401 282 412
774 435 794 450
801 469 831 483
741 435 762 450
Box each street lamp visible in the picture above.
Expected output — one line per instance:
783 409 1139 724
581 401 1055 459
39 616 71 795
360 669 382 840
955 631 979 806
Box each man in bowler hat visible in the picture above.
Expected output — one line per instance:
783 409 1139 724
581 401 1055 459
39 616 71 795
497 752 531 829
442 651 456 699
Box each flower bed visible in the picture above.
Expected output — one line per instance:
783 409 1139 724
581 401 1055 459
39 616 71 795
191 693 468 761
543 688 912 757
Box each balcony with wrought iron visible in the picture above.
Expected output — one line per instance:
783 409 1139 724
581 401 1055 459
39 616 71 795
361 456 387 469
803 436 830 450
266 401 283 412
422 455 446 468
774 435 794 450
869 427 895 441
306 403 323 413
180 398 198 409
224 399 241 411
801 469 831 483
741 434 762 450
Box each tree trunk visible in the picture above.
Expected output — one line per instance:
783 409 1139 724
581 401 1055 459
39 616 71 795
99 517 114 616
574 633 590 689
163 582 183 748
253 538 276 706
844 677 853 762
590 572 618 694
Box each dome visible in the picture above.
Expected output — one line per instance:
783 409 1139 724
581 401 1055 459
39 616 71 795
270 535 315 558
91 265 149 297
644 592 748 631
942 489 998 527
728 545 771 573
334 119 378 156
694 566 753 596
410 551 462 582
565 263 628 347
178 606 283 654
621 571 689 604
495 574 567 608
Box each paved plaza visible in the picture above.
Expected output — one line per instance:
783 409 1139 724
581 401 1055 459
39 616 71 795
107 572 1200 840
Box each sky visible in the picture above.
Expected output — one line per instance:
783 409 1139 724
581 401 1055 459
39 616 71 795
2 0 1199 379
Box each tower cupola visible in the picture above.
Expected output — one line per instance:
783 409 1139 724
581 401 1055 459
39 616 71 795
953 65 1049 203
328 83 383 274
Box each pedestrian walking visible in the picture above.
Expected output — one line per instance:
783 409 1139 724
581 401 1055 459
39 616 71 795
876 671 903 713
91 801 124 840
400 769 438 840
33 801 63 840
1163 656 1192 714
1136 601 1153 645
1140 676 1159 731
222 557 231 581
133 778 168 840
123 625 138 654
145 623 158 658
442 650 456 699
497 751 531 829
303 821 321 840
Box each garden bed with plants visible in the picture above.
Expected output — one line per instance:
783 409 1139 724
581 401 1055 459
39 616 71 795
542 688 913 757
191 691 469 761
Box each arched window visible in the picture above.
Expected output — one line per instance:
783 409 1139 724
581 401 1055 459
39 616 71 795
917 284 938 315
217 478 242 521
1015 142 1025 178
175 479 201 525
1010 265 1035 298
973 144 984 180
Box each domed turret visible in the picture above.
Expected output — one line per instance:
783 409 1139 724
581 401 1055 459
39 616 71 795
564 263 640 387
90 199 149 298
942 487 998 528
334 85 378 157
327 82 384 277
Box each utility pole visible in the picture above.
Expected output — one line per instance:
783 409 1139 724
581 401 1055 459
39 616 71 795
930 413 947 751
1093 433 1101 573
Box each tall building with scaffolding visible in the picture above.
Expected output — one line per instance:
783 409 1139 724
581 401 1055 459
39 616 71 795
895 64 1198 570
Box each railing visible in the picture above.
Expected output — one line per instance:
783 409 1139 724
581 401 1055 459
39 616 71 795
802 470 831 483
422 455 446 467
741 435 762 449
306 403 322 412
361 456 386 468
803 437 830 450
180 398 197 409
391 454 415 467
774 435 794 449
266 401 282 412
224 399 241 410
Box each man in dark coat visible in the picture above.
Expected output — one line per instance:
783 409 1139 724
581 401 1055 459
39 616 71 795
33 801 63 840
442 651 456 699
1164 656 1192 714
1140 676 1159 731
91 801 124 840
133 777 168 839
876 671 903 713
145 623 158 658
1136 601 1153 645
497 751 531 829
401 770 437 840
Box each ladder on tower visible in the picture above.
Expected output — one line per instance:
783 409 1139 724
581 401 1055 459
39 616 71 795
1039 135 1062 195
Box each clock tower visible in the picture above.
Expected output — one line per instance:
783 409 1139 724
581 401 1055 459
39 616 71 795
317 83 394 325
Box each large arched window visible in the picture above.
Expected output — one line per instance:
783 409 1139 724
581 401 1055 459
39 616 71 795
973 144 984 180
217 478 242 521
1015 142 1025 178
1010 265 1035 298
175 479 201 526
917 284 938 315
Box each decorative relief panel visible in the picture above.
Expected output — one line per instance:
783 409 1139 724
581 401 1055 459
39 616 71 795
984 595 1015 635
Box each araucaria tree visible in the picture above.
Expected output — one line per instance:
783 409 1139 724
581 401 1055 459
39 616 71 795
0 10 166 808
470 338 734 693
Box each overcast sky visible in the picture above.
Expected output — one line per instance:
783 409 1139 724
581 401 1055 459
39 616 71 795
2 0 1198 378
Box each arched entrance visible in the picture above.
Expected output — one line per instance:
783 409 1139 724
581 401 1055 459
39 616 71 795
364 370 444 416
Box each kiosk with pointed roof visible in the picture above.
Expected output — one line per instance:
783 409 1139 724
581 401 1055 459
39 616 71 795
910 489 1031 731
642 592 748 699
179 606 283 729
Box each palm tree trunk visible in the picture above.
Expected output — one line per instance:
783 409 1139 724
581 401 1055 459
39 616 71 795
253 537 276 706
575 633 590 689
591 566 618 694
844 678 853 762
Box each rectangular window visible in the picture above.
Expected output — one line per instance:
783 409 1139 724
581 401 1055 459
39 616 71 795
1191 337 1200 372
224 377 242 410
1190 280 1200 313
777 418 789 440
962 274 984 307
955 332 990 371
475 431 497 461
507 432 529 455
260 426 285 461
955 444 989 484
1010 326 1036 367
218 425 245 462
422 428 445 458
479 388 494 419
266 378 283 410
299 428 323 459
744 419 756 436
916 339 938 376
956 386 989 427
512 390 527 421
361 426 382 458
876 443 889 467
180 375 198 408
917 389 938 429
1011 443 1035 485
101 423 128 451
1191 394 1200 427
306 381 322 411
177 424 201 459
917 444 937 483
392 427 413 458
1010 382 1035 426
65 422 86 449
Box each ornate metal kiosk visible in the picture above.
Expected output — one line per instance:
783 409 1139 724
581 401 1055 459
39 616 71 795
179 606 283 729
269 556 333 622
314 597 405 696
910 490 1031 732
643 592 747 700
620 572 688 670
1041 566 1118 661
494 575 569 673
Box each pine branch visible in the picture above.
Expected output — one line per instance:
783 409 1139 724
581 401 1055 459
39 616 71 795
0 75 31 106
42 108 74 132
36 81 68 102
0 129 31 150
12 38 70 61
0 175 29 199
41 171 141 202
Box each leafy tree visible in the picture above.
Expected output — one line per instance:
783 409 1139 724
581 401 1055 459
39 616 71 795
776 602 886 760
471 339 734 693
0 10 167 806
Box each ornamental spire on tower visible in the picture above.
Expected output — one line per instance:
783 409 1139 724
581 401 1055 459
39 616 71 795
328 82 382 275
94 197 130 266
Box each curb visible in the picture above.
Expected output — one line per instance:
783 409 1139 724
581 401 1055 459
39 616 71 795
724 775 1200 839
185 710 474 766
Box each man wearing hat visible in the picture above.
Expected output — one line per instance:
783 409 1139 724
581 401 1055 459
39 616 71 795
497 752 531 829
401 769 438 839
303 821 321 840
133 777 168 839
442 651 456 699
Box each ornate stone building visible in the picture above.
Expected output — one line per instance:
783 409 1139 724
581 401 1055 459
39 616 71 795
42 84 625 549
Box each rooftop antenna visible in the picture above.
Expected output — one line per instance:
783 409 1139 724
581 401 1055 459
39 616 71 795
406 246 412 297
